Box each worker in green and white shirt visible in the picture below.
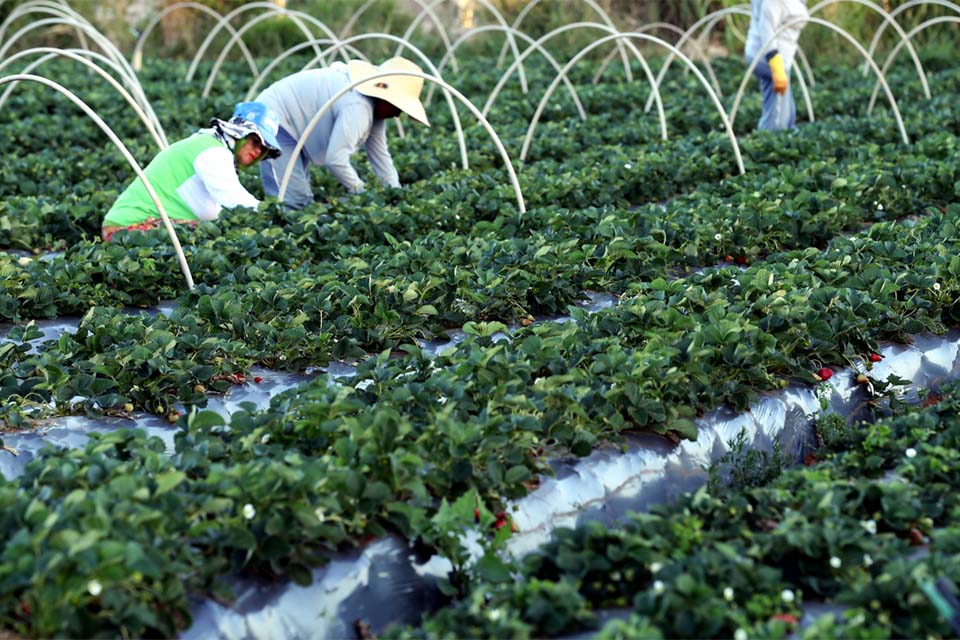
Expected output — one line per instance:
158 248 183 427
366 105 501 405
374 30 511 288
101 101 282 241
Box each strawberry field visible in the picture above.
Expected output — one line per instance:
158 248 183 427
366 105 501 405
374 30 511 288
1 1 960 637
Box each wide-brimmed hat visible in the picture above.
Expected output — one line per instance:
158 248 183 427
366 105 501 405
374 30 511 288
230 101 282 159
347 57 430 127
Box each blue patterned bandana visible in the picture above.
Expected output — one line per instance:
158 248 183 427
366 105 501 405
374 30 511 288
203 118 281 159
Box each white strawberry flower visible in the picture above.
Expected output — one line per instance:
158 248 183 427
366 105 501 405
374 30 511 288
734 630 748 640
830 556 842 569
933 282 941 291
88 580 103 597
781 588 795 603
650 562 663 574
714 233 722 241
863 553 874 567
652 580 665 594
243 503 256 520
723 587 735 601
862 519 877 535
906 447 917 458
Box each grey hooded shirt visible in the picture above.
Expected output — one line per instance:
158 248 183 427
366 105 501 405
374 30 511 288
255 62 400 193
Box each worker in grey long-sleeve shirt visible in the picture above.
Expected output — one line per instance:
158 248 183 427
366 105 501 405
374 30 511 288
255 56 430 209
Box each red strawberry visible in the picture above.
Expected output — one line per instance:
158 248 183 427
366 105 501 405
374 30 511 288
817 367 833 381
736 256 748 265
803 452 818 466
254 376 263 384
724 255 734 263
473 508 480 523
771 613 798 625
922 393 944 407
494 518 507 530
908 527 925 546
868 353 882 362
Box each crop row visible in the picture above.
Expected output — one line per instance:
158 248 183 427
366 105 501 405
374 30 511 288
382 380 960 639
1 111 956 425
2 65 956 316
1 57 957 248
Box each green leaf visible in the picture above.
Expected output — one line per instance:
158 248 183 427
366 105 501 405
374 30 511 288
505 465 531 485
362 481 391 504
188 410 226 430
287 562 313 586
474 554 513 583
402 286 419 302
670 419 698 441
63 489 88 509
68 529 102 556
154 471 187 496
24 498 49 526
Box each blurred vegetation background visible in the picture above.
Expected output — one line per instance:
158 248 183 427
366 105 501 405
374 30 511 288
0 0 955 67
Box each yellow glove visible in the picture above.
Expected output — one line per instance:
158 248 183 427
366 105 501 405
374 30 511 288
769 53 788 95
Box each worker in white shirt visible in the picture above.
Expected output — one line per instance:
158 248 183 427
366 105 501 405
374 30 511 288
101 102 282 241
254 56 429 210
744 0 809 131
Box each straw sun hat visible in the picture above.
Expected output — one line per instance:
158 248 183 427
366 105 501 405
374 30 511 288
347 57 430 127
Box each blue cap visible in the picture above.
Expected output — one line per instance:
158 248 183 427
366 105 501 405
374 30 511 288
231 101 282 159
